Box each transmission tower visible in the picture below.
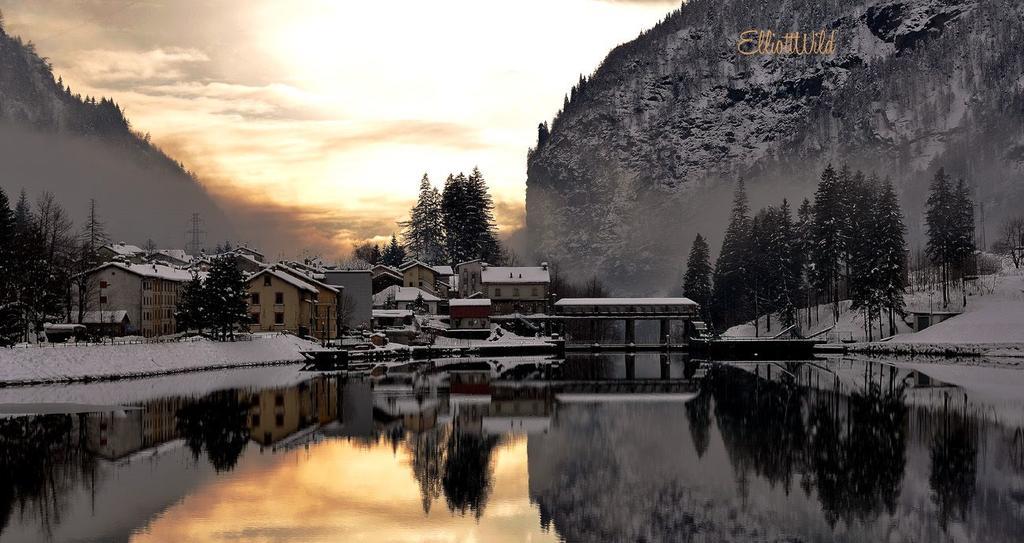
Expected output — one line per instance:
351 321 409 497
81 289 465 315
186 213 206 255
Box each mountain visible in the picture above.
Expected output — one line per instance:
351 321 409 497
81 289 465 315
526 0 1024 294
0 19 233 249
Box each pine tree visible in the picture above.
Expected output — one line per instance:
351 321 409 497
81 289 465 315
203 256 249 340
682 234 712 323
441 169 502 265
370 244 383 265
795 198 815 329
811 164 847 322
952 178 976 277
711 179 752 328
382 233 406 267
0 187 19 346
176 271 209 335
875 177 908 337
925 168 955 306
402 174 446 264
847 174 882 338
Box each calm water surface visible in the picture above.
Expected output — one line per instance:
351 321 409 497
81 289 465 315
0 354 1022 542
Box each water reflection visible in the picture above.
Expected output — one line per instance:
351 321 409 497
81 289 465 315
0 355 1021 542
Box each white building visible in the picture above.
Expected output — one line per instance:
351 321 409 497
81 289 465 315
372 285 441 314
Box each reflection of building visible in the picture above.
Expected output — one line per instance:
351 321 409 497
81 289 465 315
245 382 319 446
85 409 145 460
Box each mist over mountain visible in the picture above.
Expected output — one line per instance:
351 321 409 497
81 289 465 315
0 19 234 249
527 0 1024 294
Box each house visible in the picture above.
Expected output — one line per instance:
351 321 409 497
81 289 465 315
247 268 340 340
322 269 374 331
224 250 267 275
148 249 194 267
400 260 441 295
449 299 491 331
372 285 440 314
235 245 265 263
74 310 132 337
456 260 486 298
98 242 146 263
73 262 197 338
371 264 404 293
372 309 414 329
456 262 550 315
254 264 343 340
908 310 961 332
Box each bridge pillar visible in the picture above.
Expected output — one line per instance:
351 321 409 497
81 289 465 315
625 319 636 345
660 353 670 379
625 353 636 380
660 319 670 346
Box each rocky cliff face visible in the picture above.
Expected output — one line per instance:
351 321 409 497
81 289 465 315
527 0 1024 293
0 21 234 246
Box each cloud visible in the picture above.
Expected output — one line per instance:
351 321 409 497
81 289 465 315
70 47 211 84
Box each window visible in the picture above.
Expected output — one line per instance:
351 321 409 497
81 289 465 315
275 394 284 406
275 414 285 427
274 312 284 325
264 275 272 286
494 287 502 297
251 293 260 305
251 414 261 426
99 295 107 304
275 292 284 304
513 287 520 297
250 312 260 323
532 287 539 297
143 280 152 290
99 280 108 289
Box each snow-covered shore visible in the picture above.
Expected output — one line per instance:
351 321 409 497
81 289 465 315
0 334 316 386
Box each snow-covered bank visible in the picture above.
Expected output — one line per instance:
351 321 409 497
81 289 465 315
0 334 316 386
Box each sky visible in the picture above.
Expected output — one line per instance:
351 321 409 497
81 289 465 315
0 0 680 257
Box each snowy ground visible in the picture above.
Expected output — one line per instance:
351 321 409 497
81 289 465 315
0 334 316 386
728 261 1024 354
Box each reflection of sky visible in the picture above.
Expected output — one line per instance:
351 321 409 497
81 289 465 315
130 438 557 543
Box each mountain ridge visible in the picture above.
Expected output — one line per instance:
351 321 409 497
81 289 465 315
0 17 234 249
526 0 1024 294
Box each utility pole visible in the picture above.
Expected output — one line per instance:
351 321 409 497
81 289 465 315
186 213 206 256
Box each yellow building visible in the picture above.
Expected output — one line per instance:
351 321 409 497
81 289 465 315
247 267 342 340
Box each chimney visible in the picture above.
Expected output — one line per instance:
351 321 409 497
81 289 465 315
518 273 522 278
541 262 549 270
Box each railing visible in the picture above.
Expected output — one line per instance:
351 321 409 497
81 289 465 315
8 331 291 348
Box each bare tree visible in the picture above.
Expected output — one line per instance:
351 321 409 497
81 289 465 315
998 217 1024 268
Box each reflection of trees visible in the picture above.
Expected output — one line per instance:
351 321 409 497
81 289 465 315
807 384 907 525
1010 428 1024 475
407 427 448 514
929 398 977 528
176 391 250 472
441 432 500 518
684 391 711 458
0 414 94 537
709 366 806 493
708 365 909 526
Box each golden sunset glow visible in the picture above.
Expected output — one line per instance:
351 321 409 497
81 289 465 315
130 438 556 543
0 0 678 256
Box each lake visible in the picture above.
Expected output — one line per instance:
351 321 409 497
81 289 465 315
0 354 1022 542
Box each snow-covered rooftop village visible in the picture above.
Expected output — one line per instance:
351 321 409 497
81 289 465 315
2 1 1024 542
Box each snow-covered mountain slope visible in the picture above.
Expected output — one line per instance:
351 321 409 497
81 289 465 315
526 0 1024 293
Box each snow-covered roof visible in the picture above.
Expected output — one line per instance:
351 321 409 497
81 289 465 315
481 266 550 284
373 309 413 318
273 264 339 293
399 260 436 272
99 262 198 282
432 265 454 276
449 298 491 307
154 249 193 263
372 285 440 304
554 297 697 306
249 268 319 294
104 242 144 256
74 310 131 324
